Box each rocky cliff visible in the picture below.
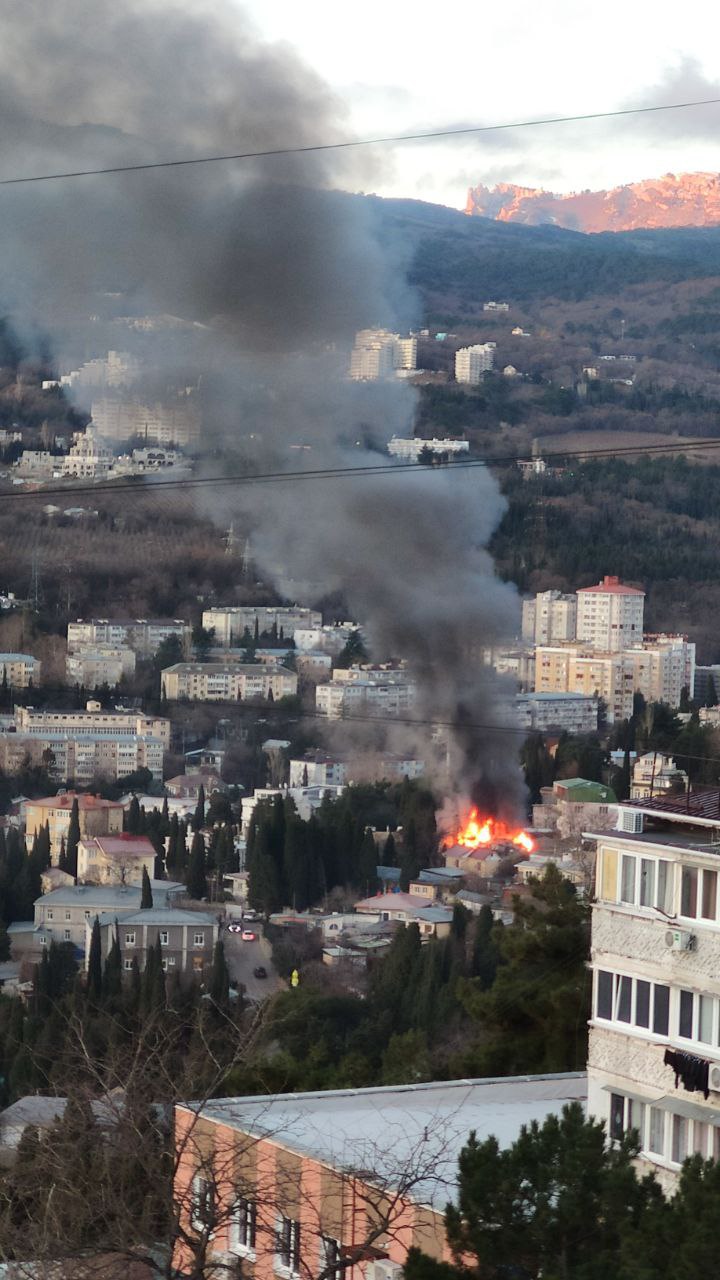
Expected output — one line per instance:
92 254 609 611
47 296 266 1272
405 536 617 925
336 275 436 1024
464 173 720 232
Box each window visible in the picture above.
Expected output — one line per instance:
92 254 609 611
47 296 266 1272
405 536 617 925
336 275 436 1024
276 1215 301 1274
596 970 613 1020
635 980 651 1029
320 1237 342 1280
672 1115 688 1164
628 1098 645 1140
693 1121 709 1156
648 1107 665 1155
657 860 672 913
703 870 718 920
640 859 656 907
84 910 90 919
125 932 136 946
616 975 632 1023
681 867 699 918
609 1093 625 1141
47 910 53 921
160 931 169 946
193 932 205 946
699 995 714 1044
654 984 670 1036
595 970 670 1037
191 1175 215 1233
676 989 717 1045
65 911 71 921
63 930 71 942
621 855 636 904
123 959 134 971
679 989 694 1039
230 1197 257 1256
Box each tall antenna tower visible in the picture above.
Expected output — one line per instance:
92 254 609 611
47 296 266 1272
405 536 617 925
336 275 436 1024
224 522 240 557
241 536 252 580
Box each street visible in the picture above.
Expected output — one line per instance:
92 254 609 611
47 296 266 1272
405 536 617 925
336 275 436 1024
222 923 284 1002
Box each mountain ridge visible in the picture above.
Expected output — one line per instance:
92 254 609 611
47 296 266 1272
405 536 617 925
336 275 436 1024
464 172 720 233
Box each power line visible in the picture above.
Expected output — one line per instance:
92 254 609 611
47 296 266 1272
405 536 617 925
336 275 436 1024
5 434 720 503
2 96 720 187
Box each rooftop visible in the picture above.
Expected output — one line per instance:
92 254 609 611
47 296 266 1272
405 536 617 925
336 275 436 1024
28 793 124 811
83 835 156 858
180 1073 587 1209
624 791 720 826
34 881 183 908
162 663 293 675
94 908 216 927
0 653 37 662
577 575 644 596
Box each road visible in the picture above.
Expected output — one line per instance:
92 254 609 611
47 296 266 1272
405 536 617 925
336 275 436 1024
222 924 284 1002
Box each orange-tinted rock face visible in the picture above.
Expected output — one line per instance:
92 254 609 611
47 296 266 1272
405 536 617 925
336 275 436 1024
465 173 720 232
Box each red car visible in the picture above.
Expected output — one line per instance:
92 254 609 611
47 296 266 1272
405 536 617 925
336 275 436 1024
241 929 256 942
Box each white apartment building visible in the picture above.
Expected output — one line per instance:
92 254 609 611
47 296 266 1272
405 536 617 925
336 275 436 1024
60 428 113 479
161 663 298 703
59 350 141 391
14 703 170 749
316 671 416 719
202 606 321 646
348 329 416 380
521 590 577 645
516 691 598 733
631 753 689 801
534 637 695 723
289 752 348 788
576 576 645 651
0 654 40 688
387 437 470 461
454 343 495 384
66 647 136 688
588 804 720 1189
293 624 357 655
67 618 189 658
483 301 510 312
484 645 536 691
0 729 164 784
90 390 200 448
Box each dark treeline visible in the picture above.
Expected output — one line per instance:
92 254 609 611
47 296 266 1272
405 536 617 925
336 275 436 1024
245 780 438 913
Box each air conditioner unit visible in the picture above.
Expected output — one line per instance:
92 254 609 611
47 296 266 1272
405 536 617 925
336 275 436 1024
664 928 695 952
709 1065 720 1093
367 1263 403 1280
618 808 644 834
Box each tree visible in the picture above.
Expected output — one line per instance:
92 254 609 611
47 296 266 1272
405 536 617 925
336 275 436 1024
208 940 230 1005
192 784 206 833
404 1103 669 1280
65 797 81 878
335 630 368 669
141 866 154 909
86 917 102 1002
192 624 215 661
186 832 208 901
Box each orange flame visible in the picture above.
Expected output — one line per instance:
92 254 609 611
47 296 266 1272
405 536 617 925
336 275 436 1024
452 806 535 854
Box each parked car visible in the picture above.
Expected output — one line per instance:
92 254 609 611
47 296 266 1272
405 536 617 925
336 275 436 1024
241 930 256 942
253 966 267 979
227 923 243 934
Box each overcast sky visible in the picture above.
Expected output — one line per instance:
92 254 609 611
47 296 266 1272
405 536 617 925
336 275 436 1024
241 0 720 207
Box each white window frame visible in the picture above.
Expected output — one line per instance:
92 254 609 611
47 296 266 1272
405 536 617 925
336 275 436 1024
275 1214 301 1276
229 1196 257 1258
193 932 205 947
63 930 71 942
123 958 134 972
320 1235 342 1280
47 910 53 921
65 911 71 921
160 930 169 946
594 968 670 1038
191 1174 215 1234
125 932 136 947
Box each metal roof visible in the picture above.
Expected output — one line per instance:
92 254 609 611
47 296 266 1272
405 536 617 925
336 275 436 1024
94 909 216 927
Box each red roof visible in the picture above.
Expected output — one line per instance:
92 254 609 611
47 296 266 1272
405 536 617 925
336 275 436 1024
89 835 155 858
31 793 123 811
577 575 644 596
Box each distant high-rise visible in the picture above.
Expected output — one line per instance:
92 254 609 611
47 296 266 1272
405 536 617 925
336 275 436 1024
576 575 645 652
455 343 495 384
349 329 417 380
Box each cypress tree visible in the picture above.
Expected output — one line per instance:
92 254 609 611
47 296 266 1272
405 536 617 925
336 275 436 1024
186 831 208 900
102 923 122 1000
57 835 67 873
87 917 102 1002
209 940 230 1003
383 831 397 865
141 936 166 1014
160 796 170 836
192 784 206 833
65 798 81 878
140 866 153 909
358 828 378 897
166 812 178 871
126 796 142 835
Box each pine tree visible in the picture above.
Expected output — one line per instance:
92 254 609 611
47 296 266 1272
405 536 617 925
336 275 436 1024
87 917 102 1002
186 831 208 901
65 798 81 878
140 866 153 909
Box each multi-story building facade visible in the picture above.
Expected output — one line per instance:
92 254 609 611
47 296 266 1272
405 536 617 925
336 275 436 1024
288 752 348 788
516 691 598 733
14 703 170 749
0 729 164 785
60 428 113 479
576 576 645 651
90 390 201 448
348 328 416 380
0 654 40 688
631 753 689 801
454 343 495 383
161 663 298 703
293 623 357 655
77 834 157 886
534 637 695 723
66 646 136 687
67 618 189 658
8 880 183 955
588 800 720 1188
315 668 417 720
202 606 321 646
386 437 470 461
521 590 578 645
90 908 218 978
24 793 125 857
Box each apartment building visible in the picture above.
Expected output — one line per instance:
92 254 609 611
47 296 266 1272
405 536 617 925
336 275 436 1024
202 606 321 646
588 799 720 1189
454 343 495 383
25 793 124 857
348 328 416 380
77 833 156 886
534 637 695 723
14 703 171 749
288 752 348 788
521 590 578 645
66 646 136 687
516 691 598 733
89 907 218 978
173 1074 587 1278
9 881 183 953
293 624 357 655
387 436 470 460
162 663 297 703
316 671 417 719
90 390 201 448
0 654 40 688
60 428 113 479
484 645 536 691
631 753 689 801
0 728 164 786
67 618 189 658
576 576 645 651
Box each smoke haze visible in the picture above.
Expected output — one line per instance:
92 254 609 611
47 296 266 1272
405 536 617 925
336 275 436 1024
0 0 526 815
